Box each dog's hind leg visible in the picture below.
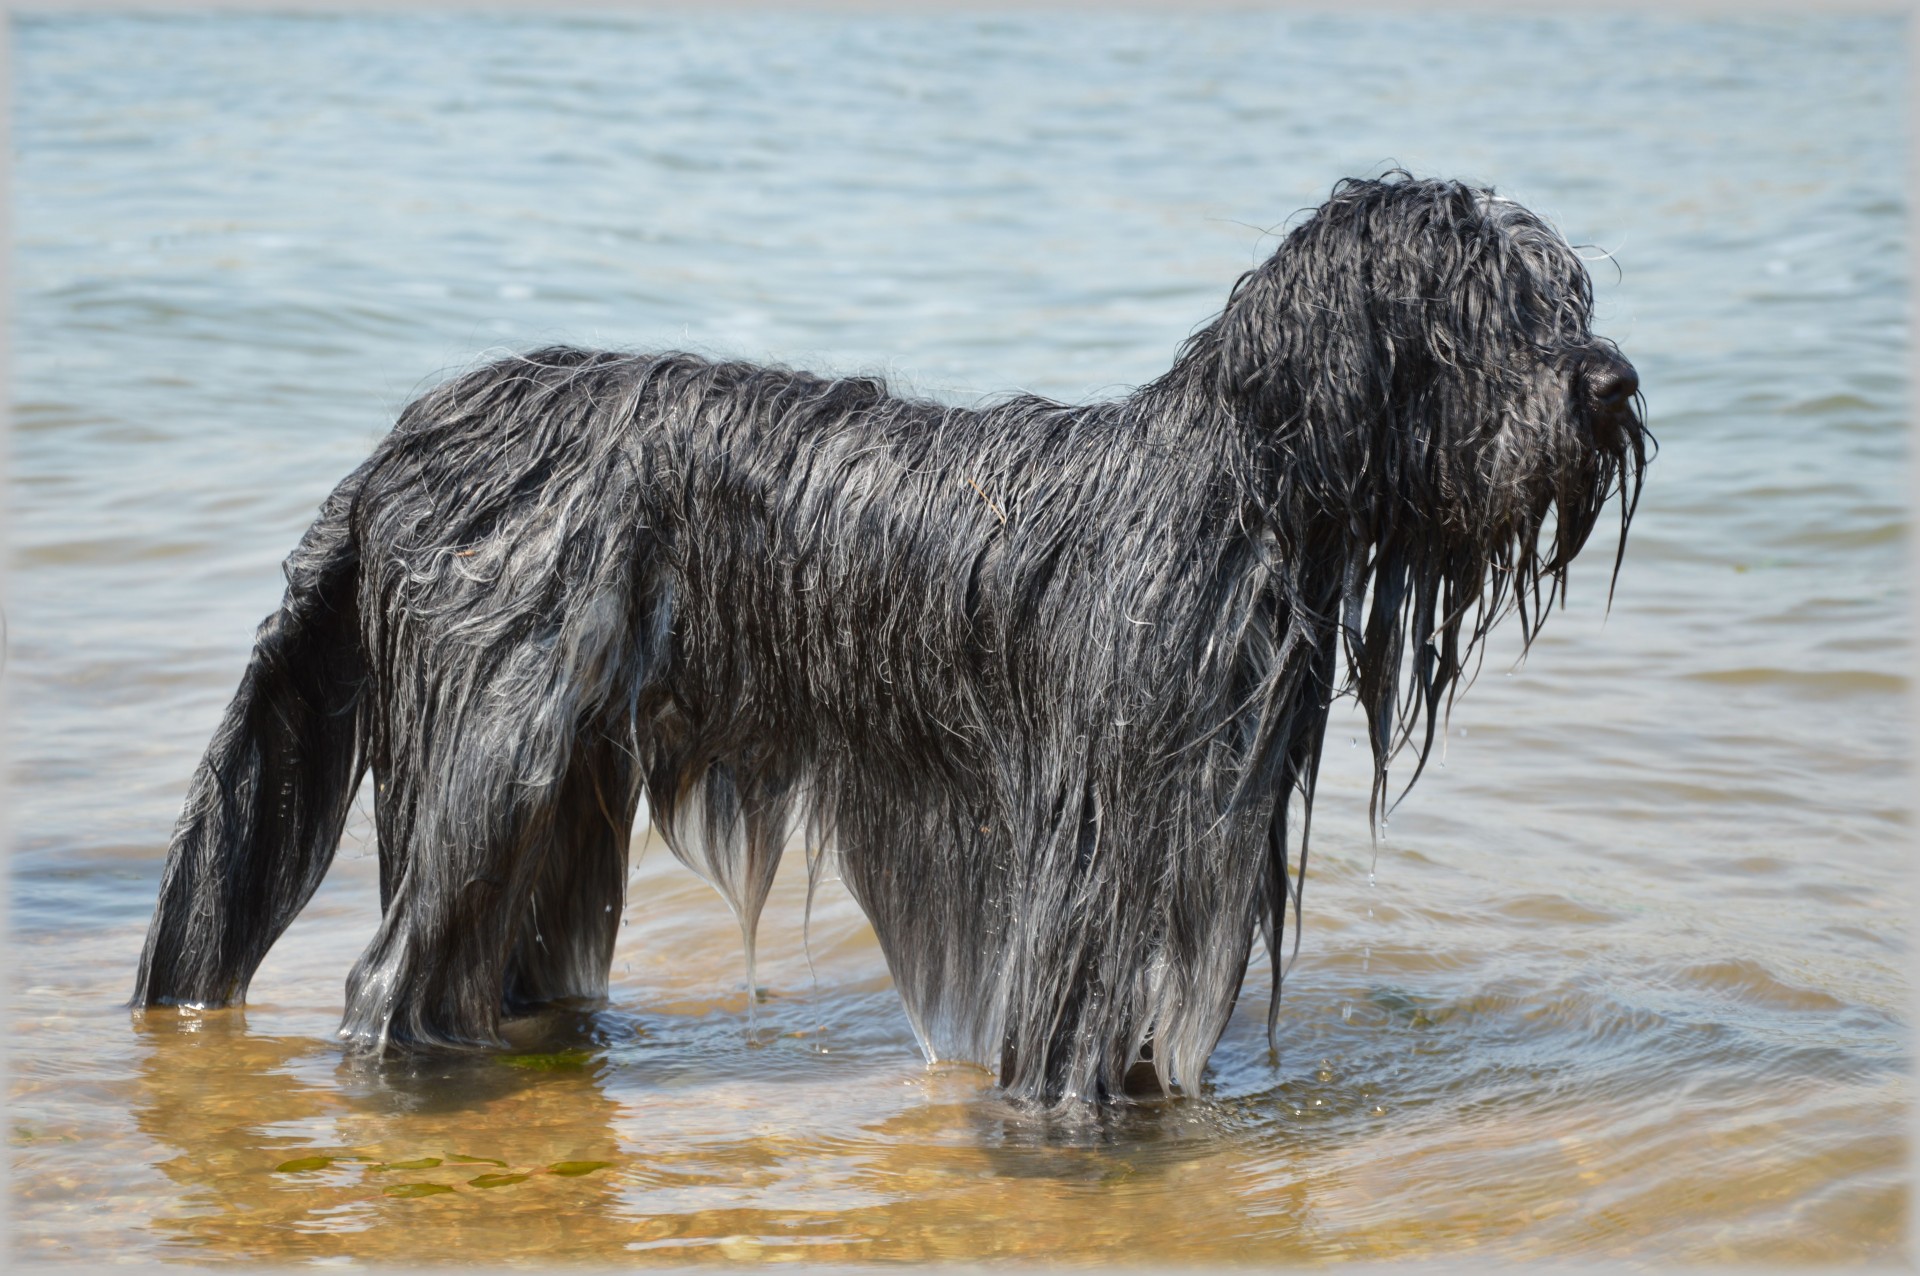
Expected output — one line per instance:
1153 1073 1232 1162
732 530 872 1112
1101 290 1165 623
501 729 643 1011
343 682 590 1051
342 728 566 1050
341 596 647 1051
133 472 369 1009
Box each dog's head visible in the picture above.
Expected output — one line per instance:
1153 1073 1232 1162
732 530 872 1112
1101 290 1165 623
1199 172 1651 811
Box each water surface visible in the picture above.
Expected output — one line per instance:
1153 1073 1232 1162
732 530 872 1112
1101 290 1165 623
8 11 1909 1265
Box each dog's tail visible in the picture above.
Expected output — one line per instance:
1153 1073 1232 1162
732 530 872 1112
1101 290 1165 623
132 464 372 1009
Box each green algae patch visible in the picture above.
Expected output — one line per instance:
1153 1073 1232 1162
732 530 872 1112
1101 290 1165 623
382 1182 454 1199
548 1160 611 1177
469 1172 531 1188
501 1049 596 1072
274 1156 335 1173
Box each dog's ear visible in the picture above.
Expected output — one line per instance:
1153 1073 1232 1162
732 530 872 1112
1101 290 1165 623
1211 234 1381 442
1212 264 1283 404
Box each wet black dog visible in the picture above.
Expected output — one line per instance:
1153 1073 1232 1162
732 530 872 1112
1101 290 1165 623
134 173 1647 1107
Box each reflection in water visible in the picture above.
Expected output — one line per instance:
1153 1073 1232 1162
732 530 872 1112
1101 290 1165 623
125 993 1304 1264
130 1007 635 1263
94 847 1903 1266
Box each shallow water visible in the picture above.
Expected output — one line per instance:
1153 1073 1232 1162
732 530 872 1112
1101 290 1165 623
8 10 1910 1266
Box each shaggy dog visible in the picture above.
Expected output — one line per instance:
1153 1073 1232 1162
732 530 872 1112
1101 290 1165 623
134 173 1648 1107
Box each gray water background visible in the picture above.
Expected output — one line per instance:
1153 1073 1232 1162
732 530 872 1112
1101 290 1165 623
7 10 1911 1263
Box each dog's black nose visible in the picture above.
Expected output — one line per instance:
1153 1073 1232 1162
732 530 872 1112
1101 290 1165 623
1588 360 1639 407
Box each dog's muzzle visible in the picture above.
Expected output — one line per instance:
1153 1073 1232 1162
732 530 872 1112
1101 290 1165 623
1582 354 1640 451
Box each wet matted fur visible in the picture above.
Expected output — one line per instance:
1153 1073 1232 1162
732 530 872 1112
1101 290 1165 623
133 173 1649 1108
